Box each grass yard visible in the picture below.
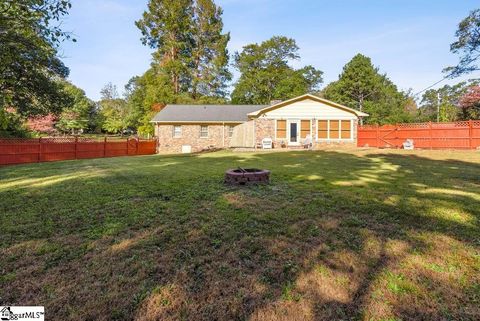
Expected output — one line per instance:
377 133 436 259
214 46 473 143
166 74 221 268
1 149 479 321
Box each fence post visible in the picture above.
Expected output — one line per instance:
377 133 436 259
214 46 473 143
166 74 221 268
469 120 473 149
104 137 107 157
38 137 42 163
376 125 380 147
74 136 78 159
126 138 129 155
429 121 433 150
395 123 399 148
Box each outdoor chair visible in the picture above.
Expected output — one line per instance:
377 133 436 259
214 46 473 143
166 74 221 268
403 139 414 150
303 134 313 150
262 138 273 149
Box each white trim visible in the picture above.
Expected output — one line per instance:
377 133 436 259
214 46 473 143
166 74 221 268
287 120 301 145
322 119 330 140
351 119 354 140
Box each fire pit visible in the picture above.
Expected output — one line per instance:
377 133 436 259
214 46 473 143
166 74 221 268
225 168 270 185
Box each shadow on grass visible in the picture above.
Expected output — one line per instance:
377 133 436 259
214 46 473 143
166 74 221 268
0 150 479 320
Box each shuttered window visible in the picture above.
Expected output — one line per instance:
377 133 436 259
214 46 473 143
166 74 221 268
300 120 311 138
340 120 351 139
317 120 352 140
276 120 286 139
330 120 340 139
317 120 328 139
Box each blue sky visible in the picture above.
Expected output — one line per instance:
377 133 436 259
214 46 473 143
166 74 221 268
61 0 479 101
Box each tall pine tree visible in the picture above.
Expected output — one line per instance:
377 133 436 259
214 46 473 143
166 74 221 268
191 0 231 98
136 0 193 95
136 0 231 99
131 0 231 135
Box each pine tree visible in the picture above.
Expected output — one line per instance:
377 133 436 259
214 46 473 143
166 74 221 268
136 0 231 99
136 0 194 95
190 0 231 98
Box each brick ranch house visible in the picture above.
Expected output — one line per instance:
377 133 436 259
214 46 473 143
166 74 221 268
152 94 368 153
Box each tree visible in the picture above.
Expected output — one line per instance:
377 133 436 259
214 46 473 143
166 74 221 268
56 82 96 135
136 0 231 99
98 83 132 134
0 108 29 137
323 54 412 124
136 0 193 95
190 0 231 98
417 82 477 122
0 0 74 122
444 9 480 77
26 114 57 135
459 85 480 119
131 0 231 135
231 36 323 104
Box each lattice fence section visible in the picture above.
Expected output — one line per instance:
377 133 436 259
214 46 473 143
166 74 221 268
358 120 480 149
0 137 157 165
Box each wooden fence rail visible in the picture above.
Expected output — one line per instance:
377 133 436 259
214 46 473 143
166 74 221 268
357 120 480 149
0 137 157 165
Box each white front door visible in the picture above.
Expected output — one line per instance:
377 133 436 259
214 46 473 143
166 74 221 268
287 120 300 145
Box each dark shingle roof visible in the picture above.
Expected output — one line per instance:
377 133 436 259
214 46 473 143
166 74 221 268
151 104 267 123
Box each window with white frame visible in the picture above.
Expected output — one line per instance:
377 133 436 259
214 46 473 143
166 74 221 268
200 125 209 138
228 125 234 138
173 125 182 138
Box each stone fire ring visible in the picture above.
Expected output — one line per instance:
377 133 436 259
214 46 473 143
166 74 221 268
225 168 270 185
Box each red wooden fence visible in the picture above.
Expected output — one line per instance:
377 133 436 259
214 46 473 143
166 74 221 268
0 137 157 165
358 120 480 149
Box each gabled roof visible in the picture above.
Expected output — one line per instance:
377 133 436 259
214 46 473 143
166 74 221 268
247 94 369 117
151 104 267 123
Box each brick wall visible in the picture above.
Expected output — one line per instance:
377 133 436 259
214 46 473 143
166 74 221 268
155 118 359 153
254 118 276 146
156 123 235 153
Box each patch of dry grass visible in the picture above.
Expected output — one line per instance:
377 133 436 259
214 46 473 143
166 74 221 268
0 149 479 320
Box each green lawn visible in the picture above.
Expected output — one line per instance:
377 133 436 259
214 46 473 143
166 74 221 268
1 149 479 321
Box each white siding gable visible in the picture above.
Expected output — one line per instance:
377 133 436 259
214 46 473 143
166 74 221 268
260 98 357 120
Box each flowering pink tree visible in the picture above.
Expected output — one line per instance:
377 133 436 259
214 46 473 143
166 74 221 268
459 85 480 120
26 114 57 135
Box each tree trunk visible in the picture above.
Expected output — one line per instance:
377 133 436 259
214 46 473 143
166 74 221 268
192 54 201 99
